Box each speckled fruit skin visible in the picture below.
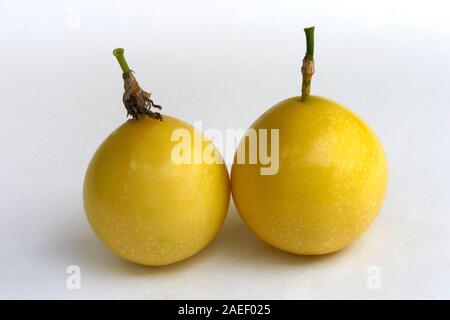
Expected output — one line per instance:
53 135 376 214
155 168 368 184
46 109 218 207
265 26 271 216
231 96 388 255
84 116 230 266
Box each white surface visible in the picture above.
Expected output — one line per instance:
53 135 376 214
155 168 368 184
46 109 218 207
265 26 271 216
1 0 449 299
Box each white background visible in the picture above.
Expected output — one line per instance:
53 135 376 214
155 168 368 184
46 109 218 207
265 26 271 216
1 0 449 299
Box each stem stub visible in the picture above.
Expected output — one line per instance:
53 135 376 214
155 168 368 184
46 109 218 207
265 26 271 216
301 26 315 100
113 48 163 121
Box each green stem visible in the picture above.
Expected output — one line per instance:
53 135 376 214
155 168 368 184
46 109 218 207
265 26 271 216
113 48 130 74
301 26 315 100
304 27 314 60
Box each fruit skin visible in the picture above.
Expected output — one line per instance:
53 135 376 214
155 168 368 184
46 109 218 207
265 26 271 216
231 96 388 255
84 116 229 266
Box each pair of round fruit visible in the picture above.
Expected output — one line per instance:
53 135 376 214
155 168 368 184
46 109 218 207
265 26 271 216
83 28 388 266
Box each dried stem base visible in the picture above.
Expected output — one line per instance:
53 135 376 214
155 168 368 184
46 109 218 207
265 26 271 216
122 72 162 121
